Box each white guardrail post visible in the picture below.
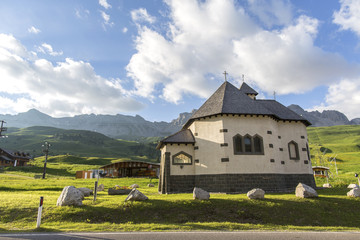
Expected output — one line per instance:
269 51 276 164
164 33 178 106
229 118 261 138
36 196 44 228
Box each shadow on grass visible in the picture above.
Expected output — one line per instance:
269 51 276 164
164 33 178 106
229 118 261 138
0 186 64 192
3 166 74 177
29 227 63 233
48 196 360 229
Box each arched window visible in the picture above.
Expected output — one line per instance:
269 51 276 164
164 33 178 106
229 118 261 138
172 151 192 165
306 143 310 160
233 134 264 155
253 135 263 153
288 141 299 160
244 135 252 153
233 134 243 154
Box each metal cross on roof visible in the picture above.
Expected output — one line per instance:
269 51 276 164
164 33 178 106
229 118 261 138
242 74 245 82
223 71 228 81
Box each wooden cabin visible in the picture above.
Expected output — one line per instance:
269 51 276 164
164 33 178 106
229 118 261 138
312 166 330 178
0 148 32 167
100 161 160 178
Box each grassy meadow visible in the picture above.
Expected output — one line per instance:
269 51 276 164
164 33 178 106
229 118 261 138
0 175 359 232
307 125 360 186
0 125 359 232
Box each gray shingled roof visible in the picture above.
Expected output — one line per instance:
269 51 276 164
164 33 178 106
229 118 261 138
157 129 195 149
183 81 310 128
187 81 272 121
257 100 310 124
157 81 310 149
239 82 258 95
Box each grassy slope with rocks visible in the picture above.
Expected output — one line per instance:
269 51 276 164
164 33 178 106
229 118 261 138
0 176 359 232
0 125 359 232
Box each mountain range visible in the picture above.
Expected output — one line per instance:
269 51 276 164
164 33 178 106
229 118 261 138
287 105 360 127
0 106 358 140
0 109 195 140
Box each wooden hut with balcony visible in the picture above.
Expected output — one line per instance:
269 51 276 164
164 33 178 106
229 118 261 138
0 148 32 167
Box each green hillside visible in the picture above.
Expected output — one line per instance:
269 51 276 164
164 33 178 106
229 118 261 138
0 126 159 160
307 125 360 185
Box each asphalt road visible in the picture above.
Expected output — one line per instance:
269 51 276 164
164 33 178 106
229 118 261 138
0 232 360 240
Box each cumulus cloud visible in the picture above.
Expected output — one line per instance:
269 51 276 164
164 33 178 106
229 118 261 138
28 26 41 34
99 0 112 9
232 15 360 94
308 78 360 119
122 27 128 33
0 33 143 117
333 0 360 37
247 0 293 27
126 0 360 105
36 43 63 56
131 8 156 24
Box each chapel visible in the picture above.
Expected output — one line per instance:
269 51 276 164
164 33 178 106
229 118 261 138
157 80 316 193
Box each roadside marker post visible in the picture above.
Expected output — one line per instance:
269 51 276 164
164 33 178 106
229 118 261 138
93 181 98 202
36 196 44 228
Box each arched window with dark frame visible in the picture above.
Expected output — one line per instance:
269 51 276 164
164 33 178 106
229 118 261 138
233 134 264 155
172 151 193 165
244 135 252 153
288 141 299 160
233 134 243 154
306 143 310 160
253 135 263 154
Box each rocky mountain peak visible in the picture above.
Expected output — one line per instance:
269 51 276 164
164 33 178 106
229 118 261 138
287 105 351 127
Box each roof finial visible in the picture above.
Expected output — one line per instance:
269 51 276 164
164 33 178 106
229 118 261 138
242 74 245 82
273 91 276 100
223 71 228 82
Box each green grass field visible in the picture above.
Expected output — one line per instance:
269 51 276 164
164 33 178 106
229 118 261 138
2 126 159 160
0 176 359 232
307 125 360 186
0 125 359 232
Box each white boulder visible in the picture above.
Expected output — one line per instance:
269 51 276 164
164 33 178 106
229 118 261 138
193 187 210 200
247 188 265 199
57 186 84 206
130 184 140 189
295 183 318 198
347 188 360 197
322 183 332 188
347 184 359 189
125 188 148 202
147 183 155 187
77 187 93 197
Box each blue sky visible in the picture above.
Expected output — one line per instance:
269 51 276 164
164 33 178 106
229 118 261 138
1 0 360 122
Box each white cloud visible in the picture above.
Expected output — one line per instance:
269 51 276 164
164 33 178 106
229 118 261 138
232 15 359 94
0 33 143 117
36 43 63 56
309 78 360 119
333 0 360 37
99 0 112 10
122 27 128 33
131 8 156 24
28 26 41 34
100 10 114 28
75 9 90 19
247 0 293 27
127 0 360 105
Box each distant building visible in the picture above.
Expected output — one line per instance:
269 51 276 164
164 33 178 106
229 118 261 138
157 81 315 193
100 160 160 178
0 148 32 167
